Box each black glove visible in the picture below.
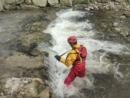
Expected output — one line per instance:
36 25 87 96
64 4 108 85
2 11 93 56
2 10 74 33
54 55 61 61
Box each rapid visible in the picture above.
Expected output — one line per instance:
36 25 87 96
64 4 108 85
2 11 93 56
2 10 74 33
38 9 130 98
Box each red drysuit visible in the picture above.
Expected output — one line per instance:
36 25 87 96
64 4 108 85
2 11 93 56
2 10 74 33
60 44 87 86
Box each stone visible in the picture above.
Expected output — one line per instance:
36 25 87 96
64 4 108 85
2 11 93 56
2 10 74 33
9 4 17 10
52 4 60 7
20 4 40 9
16 0 24 4
60 0 72 6
5 52 44 69
48 0 59 6
16 6 21 9
32 0 47 7
3 78 45 97
123 12 130 17
39 87 49 98
5 0 15 4
24 81 39 97
3 4 10 10
120 15 126 18
125 31 130 37
0 0 4 11
115 27 121 32
85 8 90 11
113 22 118 27
25 0 32 5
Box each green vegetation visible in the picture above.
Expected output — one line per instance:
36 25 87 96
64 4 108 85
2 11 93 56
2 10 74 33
73 0 89 5
60 4 63 7
22 1 26 4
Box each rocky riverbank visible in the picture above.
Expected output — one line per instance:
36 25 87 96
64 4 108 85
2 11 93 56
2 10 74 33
0 3 130 98
0 8 61 98
1 0 130 12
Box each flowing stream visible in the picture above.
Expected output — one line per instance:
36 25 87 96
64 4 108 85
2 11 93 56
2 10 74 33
0 8 130 98
38 9 130 98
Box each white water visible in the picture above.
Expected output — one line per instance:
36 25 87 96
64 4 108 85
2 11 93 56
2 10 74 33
38 9 130 98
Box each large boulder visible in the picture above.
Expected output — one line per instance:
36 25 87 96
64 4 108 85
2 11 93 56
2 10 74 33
3 4 10 10
48 0 59 6
25 0 32 5
60 0 72 6
0 0 4 11
20 4 40 9
5 0 15 4
16 0 24 4
32 0 47 7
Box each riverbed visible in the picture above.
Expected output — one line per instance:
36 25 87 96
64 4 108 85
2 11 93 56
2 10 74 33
0 8 130 98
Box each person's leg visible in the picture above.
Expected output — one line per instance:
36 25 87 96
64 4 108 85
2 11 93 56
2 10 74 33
64 68 76 86
78 64 86 78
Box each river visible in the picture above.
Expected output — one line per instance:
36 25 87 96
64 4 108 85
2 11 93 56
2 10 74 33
39 9 130 98
0 8 130 98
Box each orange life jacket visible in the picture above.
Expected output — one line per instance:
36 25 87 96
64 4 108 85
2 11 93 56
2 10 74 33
73 45 87 65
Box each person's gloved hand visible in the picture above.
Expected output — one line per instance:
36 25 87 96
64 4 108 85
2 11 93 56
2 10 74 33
54 55 61 61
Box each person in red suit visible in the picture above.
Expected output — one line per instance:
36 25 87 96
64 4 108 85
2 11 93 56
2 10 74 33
55 36 87 86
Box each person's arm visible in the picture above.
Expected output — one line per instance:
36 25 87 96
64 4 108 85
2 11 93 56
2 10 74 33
60 50 77 67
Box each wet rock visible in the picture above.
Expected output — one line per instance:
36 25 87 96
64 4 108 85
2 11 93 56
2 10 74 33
115 27 121 32
48 0 59 6
116 0 126 3
120 15 126 18
39 87 49 98
123 12 130 17
5 0 15 4
0 57 4 62
5 52 44 69
25 0 32 5
1 78 46 98
113 22 118 27
52 4 60 7
69 95 78 98
24 81 39 97
32 0 47 7
3 4 10 10
85 8 90 11
16 0 24 4
20 4 40 9
60 0 72 6
125 31 130 37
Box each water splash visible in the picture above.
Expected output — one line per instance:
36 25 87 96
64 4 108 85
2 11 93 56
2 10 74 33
38 9 130 98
